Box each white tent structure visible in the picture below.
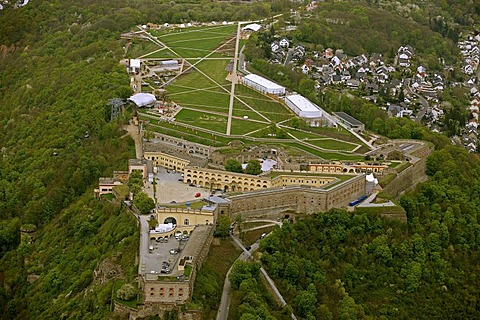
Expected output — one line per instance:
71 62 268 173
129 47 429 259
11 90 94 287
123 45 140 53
242 74 285 95
285 94 321 118
128 93 156 107
242 23 261 32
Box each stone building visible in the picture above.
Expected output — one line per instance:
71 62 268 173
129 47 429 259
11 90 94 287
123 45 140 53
182 166 345 192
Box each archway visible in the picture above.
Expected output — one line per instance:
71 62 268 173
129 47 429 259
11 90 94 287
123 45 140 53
164 217 177 225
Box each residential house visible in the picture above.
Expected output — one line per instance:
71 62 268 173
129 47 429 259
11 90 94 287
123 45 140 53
279 38 290 48
346 79 360 90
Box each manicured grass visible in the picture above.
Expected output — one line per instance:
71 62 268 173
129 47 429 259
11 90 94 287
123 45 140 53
285 129 326 140
232 104 267 122
389 161 401 168
175 109 228 133
283 118 363 143
230 119 269 135
153 25 236 42
151 25 236 58
279 142 364 161
189 59 231 85
101 193 115 200
144 122 227 147
170 91 230 112
239 96 292 122
304 138 359 152
143 50 179 59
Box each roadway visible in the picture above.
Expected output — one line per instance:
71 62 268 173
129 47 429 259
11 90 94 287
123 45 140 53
405 78 429 123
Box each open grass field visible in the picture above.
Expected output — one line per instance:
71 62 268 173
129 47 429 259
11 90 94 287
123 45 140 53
175 109 228 133
303 138 359 152
230 118 268 135
190 59 231 85
150 24 236 58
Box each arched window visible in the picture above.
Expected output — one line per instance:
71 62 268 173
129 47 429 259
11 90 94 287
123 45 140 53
184 219 190 225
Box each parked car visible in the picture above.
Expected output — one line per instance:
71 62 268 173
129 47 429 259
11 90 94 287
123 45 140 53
161 266 170 273
245 246 251 251
195 193 201 198
169 248 179 254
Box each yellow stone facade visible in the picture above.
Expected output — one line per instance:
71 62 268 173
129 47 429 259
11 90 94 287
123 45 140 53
183 166 341 192
149 208 214 241
144 151 190 172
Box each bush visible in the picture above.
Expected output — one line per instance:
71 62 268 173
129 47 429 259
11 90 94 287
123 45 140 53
116 283 137 301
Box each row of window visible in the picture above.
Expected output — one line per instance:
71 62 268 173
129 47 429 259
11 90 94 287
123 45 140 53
185 171 267 183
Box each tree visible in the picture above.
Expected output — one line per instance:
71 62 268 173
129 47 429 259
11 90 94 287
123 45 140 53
133 192 155 215
245 159 262 175
116 283 137 301
225 158 243 173
128 171 144 195
148 216 157 230
294 290 317 318
216 215 231 238
229 261 261 289
337 294 365 320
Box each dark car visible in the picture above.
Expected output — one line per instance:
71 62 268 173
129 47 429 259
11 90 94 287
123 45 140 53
245 246 251 251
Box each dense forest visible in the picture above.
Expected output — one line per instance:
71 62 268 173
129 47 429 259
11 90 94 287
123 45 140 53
256 146 480 319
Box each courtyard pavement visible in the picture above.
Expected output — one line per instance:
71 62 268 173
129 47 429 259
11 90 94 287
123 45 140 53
143 166 212 204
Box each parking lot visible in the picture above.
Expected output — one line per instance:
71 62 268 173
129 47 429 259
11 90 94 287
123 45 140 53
143 167 211 204
142 232 189 277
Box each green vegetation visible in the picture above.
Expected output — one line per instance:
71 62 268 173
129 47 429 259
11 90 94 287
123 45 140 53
259 145 480 319
150 24 236 59
215 215 232 238
228 260 290 319
191 238 242 319
241 225 276 247
245 159 262 175
225 158 243 173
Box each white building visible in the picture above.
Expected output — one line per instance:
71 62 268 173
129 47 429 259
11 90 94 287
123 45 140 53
285 95 337 127
242 74 285 95
129 59 141 73
285 94 321 118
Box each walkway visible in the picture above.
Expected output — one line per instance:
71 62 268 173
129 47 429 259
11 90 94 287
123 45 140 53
226 22 242 135
124 123 142 159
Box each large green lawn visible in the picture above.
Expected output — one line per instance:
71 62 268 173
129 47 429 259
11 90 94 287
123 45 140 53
230 119 269 135
175 109 228 133
150 25 236 58
304 138 359 152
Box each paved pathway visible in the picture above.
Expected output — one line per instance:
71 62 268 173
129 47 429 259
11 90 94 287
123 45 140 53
124 123 142 159
226 22 241 135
